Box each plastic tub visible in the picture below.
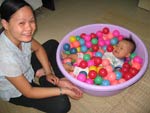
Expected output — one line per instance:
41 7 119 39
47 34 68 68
56 24 148 96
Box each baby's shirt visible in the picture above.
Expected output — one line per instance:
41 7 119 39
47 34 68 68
102 52 124 68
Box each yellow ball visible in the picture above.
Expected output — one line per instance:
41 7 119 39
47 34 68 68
89 66 97 71
69 36 76 43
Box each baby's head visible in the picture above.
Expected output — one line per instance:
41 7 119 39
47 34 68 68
112 37 136 59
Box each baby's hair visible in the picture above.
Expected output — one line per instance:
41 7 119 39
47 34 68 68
122 35 136 53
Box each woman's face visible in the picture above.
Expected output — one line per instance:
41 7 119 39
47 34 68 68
3 6 36 45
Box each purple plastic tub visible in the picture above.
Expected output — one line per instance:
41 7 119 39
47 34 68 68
56 24 148 96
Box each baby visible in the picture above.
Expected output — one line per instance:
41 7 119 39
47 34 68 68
62 37 136 72
103 37 136 68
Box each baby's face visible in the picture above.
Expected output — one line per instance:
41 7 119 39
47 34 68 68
112 40 132 59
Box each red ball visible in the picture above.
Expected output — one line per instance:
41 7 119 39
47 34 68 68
123 62 131 69
102 27 109 34
92 44 99 52
129 67 139 76
88 70 97 79
123 72 133 80
99 68 108 77
93 57 102 66
90 33 97 39
107 45 114 52
120 66 130 73
80 33 86 38
79 60 88 69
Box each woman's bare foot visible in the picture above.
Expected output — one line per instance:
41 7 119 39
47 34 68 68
63 64 74 72
35 68 45 78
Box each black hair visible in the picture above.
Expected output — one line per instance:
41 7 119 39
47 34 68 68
0 0 35 22
123 35 136 53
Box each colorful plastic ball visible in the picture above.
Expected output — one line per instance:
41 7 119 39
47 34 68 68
107 33 113 39
106 45 114 52
92 44 99 52
122 62 131 69
112 30 120 37
131 62 141 70
88 70 97 79
129 67 139 76
79 60 88 69
63 43 70 51
120 66 130 73
105 65 113 73
84 35 91 41
91 38 98 44
90 33 97 38
96 31 103 38
87 60 94 67
98 39 105 47
85 41 92 48
72 41 80 48
133 56 143 64
101 80 110 86
105 39 110 46
86 51 93 57
107 72 116 81
79 71 87 76
93 57 102 66
99 68 108 77
65 51 70 55
102 46 107 51
111 80 118 85
80 45 88 53
69 36 76 43
118 78 126 84
123 72 133 80
77 73 86 82
76 36 81 40
80 33 86 38
83 54 91 61
89 65 97 71
85 78 94 84
70 48 77 54
102 59 110 66
110 37 118 45
95 52 103 57
94 76 103 85
118 35 123 41
115 71 122 80
130 53 136 59
79 38 85 46
102 27 109 34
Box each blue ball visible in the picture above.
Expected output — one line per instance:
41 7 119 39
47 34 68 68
70 48 77 54
115 71 122 80
95 52 103 57
110 37 118 45
79 38 85 46
63 43 70 51
102 45 107 51
81 45 88 53
101 80 110 86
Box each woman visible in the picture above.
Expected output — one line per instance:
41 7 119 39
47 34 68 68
0 0 83 113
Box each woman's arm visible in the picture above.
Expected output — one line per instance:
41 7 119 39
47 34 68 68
31 39 59 84
6 75 82 99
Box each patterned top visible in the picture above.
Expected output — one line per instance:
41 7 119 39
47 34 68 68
0 32 34 101
102 52 124 68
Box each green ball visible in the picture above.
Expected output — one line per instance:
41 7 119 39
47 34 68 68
83 54 91 61
91 38 98 44
76 36 81 40
94 76 103 85
65 51 70 55
130 53 136 59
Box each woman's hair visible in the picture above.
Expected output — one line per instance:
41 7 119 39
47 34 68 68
0 0 35 22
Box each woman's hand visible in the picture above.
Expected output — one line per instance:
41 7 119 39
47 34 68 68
46 73 60 85
57 78 83 99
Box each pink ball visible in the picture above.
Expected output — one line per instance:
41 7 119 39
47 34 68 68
96 31 103 38
112 30 120 37
74 58 82 66
85 78 94 84
105 39 110 46
131 62 141 70
111 80 118 85
98 39 105 47
84 35 91 41
85 41 92 48
102 59 110 66
87 60 94 67
77 73 86 82
133 56 143 64
107 72 116 82
118 35 124 41
105 65 113 73
107 33 114 39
